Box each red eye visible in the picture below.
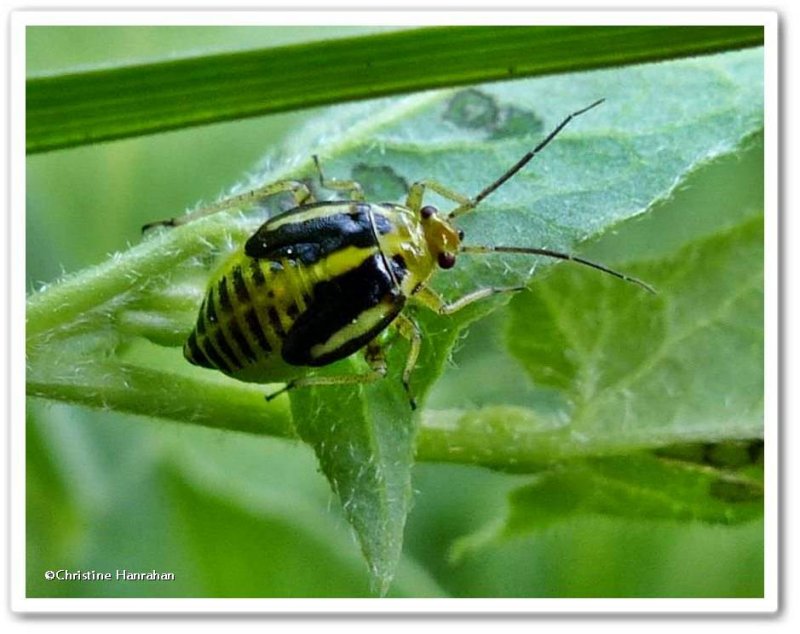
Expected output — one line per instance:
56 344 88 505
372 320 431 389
438 252 456 269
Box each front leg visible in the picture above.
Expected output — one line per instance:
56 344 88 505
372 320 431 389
405 180 473 215
412 283 526 315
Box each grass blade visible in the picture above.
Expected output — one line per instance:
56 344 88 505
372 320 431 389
27 25 763 153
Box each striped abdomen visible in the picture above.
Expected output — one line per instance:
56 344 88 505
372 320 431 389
183 253 306 378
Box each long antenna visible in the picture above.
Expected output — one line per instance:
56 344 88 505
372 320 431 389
460 244 655 294
449 98 605 220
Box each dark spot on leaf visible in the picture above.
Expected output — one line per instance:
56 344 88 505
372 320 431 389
444 88 544 140
443 89 499 130
351 163 408 201
490 105 545 140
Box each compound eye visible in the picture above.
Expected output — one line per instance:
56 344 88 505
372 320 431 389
457 229 465 241
420 205 438 220
438 252 456 269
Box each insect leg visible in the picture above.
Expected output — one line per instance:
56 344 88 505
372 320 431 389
412 283 525 316
405 180 473 214
142 180 314 232
312 155 365 201
394 313 422 410
264 341 387 403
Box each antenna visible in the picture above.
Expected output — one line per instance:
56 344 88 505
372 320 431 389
448 99 605 220
460 244 655 294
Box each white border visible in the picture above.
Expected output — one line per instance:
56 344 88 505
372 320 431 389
16 10 777 27
10 8 778 615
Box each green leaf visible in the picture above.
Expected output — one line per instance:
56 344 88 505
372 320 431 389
507 451 763 532
452 440 763 560
507 208 763 451
289 345 416 595
27 25 763 153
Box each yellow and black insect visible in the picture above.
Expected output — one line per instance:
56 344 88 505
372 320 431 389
146 99 653 409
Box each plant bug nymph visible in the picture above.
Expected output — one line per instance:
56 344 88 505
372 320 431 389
145 99 654 409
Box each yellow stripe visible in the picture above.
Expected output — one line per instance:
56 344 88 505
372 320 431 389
265 204 351 230
265 203 398 232
310 245 377 281
310 300 394 360
277 257 310 317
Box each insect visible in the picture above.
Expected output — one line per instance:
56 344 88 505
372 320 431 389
145 99 653 409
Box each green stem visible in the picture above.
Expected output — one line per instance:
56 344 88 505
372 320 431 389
26 215 248 342
27 365 762 470
415 408 762 470
27 362 294 438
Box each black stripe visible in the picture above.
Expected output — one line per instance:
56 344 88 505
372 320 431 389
201 338 232 374
205 292 219 325
196 300 207 335
250 259 266 286
217 276 233 312
215 330 241 370
245 308 272 353
229 319 257 362
232 266 250 303
391 254 408 283
245 206 391 264
185 331 213 369
282 253 404 366
268 306 285 337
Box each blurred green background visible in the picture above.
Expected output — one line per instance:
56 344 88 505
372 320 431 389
26 26 763 598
